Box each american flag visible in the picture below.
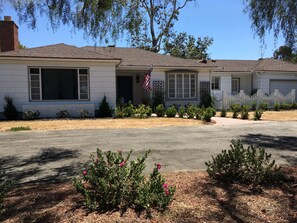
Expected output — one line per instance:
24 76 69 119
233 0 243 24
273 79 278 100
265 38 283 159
142 66 153 92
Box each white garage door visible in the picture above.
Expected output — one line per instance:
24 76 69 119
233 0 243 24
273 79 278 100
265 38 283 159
270 80 297 101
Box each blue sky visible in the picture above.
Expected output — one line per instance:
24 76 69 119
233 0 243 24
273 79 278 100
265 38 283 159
1 0 284 60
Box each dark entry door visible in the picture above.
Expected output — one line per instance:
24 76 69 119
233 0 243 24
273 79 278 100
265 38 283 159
117 76 133 103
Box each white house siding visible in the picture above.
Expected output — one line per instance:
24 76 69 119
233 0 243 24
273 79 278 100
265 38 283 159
232 74 252 95
252 73 261 91
0 60 117 118
211 73 232 95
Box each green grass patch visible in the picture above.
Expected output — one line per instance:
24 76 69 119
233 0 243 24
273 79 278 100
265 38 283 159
8 126 31 131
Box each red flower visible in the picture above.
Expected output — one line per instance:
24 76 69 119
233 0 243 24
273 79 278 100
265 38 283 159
83 170 88 175
119 160 126 167
165 189 170 196
163 183 168 189
156 163 161 170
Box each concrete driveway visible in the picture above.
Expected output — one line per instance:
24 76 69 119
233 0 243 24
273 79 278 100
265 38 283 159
0 118 296 184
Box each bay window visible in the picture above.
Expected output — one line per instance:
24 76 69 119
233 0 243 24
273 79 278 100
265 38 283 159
168 73 196 99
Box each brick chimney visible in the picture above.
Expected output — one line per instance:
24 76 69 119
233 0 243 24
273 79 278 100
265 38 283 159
0 16 19 52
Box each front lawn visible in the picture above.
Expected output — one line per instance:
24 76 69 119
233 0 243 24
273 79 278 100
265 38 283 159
1 167 296 223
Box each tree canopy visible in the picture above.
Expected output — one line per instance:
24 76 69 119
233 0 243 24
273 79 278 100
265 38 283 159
273 45 297 63
3 0 195 52
244 0 297 47
163 32 213 60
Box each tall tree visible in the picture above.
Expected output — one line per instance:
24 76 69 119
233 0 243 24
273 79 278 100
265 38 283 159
273 45 297 63
244 0 297 47
163 32 213 60
4 0 194 52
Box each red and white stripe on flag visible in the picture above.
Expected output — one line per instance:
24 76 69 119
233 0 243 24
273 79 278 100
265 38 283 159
142 66 153 92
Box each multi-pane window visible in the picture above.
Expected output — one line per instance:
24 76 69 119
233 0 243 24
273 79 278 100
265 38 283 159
211 76 220 90
29 67 89 101
168 73 196 99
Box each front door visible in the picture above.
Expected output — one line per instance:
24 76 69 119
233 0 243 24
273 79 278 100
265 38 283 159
117 76 133 103
232 78 240 95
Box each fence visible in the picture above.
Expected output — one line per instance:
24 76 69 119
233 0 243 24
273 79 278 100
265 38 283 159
213 89 296 110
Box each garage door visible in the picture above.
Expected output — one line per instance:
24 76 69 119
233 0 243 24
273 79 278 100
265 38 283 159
270 80 297 101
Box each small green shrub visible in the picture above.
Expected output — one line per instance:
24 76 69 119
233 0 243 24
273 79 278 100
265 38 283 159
195 107 204 120
153 90 164 108
205 139 283 186
73 149 175 216
259 102 268 111
3 95 18 120
220 108 226 117
123 101 135 117
56 109 71 119
274 103 281 111
98 96 112 118
155 104 165 117
186 104 197 119
9 126 31 131
145 105 153 117
0 171 14 212
230 104 241 118
253 109 263 121
251 101 257 111
114 106 125 118
80 110 91 119
280 103 291 110
166 106 177 118
291 102 297 109
202 107 215 122
135 104 148 119
178 106 186 118
23 110 40 120
241 105 250 120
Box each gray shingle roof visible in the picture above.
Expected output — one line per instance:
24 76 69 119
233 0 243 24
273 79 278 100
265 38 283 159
207 59 297 72
83 46 213 68
0 43 121 60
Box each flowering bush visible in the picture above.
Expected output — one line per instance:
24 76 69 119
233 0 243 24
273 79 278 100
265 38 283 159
73 149 175 216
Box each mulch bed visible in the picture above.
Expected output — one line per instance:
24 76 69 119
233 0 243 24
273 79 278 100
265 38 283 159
1 166 296 223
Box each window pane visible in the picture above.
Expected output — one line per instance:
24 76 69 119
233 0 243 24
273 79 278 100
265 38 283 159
31 88 40 94
79 69 88 75
31 81 39 88
31 94 40 100
31 75 39 81
169 77 175 98
191 75 196 97
184 74 189 98
177 74 183 98
30 68 39 74
80 93 88 100
41 69 78 100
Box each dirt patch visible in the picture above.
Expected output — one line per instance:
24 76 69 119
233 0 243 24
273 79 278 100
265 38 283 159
0 118 203 132
1 166 296 223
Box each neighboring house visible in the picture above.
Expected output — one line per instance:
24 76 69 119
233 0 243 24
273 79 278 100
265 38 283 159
0 17 296 118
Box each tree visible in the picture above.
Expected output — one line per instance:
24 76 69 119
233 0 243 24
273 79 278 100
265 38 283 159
18 41 26 49
163 32 213 60
5 0 195 52
244 0 297 47
273 45 297 63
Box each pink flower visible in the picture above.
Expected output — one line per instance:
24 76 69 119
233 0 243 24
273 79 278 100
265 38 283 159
119 160 126 167
156 163 161 170
165 189 170 196
83 170 88 175
163 183 168 189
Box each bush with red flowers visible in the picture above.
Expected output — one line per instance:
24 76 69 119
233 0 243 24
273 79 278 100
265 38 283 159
73 149 175 216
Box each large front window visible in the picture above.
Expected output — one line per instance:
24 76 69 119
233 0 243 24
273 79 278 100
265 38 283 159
168 73 196 99
29 67 89 101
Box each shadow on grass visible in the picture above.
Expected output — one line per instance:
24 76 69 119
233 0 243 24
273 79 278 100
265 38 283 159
0 148 82 185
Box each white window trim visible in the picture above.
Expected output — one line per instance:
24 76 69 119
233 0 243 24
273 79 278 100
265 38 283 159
211 76 221 90
29 67 90 101
168 73 196 99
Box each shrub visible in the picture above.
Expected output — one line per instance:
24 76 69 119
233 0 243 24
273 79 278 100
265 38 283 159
178 106 186 118
114 106 125 118
9 126 31 131
220 108 226 117
166 106 177 118
155 104 165 117
251 101 257 111
145 105 153 117
23 110 40 120
135 104 148 119
291 102 297 109
123 101 135 118
186 104 197 119
56 109 71 119
0 171 14 212
205 139 283 186
98 96 113 118
195 107 204 120
274 103 281 111
202 107 215 122
230 104 241 118
241 105 250 120
259 102 268 111
80 110 91 119
280 103 291 110
153 90 164 108
253 109 263 121
3 95 18 120
73 149 175 216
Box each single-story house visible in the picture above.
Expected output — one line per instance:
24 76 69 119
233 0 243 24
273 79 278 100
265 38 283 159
0 17 297 118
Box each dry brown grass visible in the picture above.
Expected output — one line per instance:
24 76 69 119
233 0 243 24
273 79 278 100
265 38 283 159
0 118 203 132
2 167 296 223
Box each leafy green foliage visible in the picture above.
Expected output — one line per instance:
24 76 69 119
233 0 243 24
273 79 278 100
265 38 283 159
220 108 227 117
114 106 125 118
153 90 165 109
202 107 215 122
123 101 135 117
253 109 263 121
163 32 213 59
98 96 113 118
3 95 18 120
0 171 14 212
155 104 165 117
8 126 31 131
23 110 40 120
251 101 257 111
166 106 177 118
73 149 175 216
230 104 241 118
274 103 281 111
241 105 250 119
273 45 297 63
186 104 197 119
280 103 291 110
80 110 91 119
135 104 150 119
56 109 71 119
178 106 186 118
259 102 268 111
205 139 283 186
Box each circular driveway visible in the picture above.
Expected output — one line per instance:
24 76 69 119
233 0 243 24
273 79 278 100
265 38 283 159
0 119 296 183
